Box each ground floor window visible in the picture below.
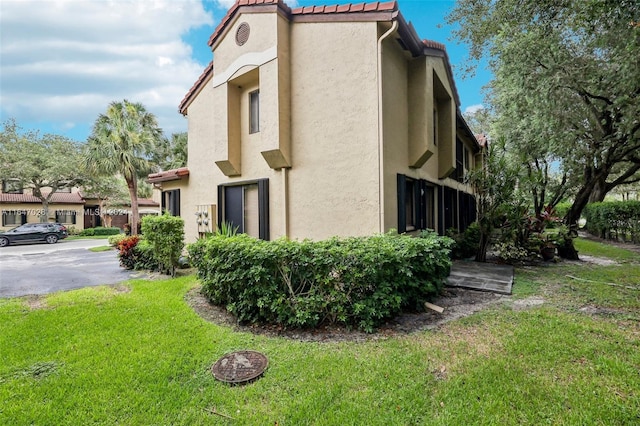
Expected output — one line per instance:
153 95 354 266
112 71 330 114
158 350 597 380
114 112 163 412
397 175 435 233
162 189 181 216
218 179 269 240
2 210 27 226
55 210 77 224
439 187 476 234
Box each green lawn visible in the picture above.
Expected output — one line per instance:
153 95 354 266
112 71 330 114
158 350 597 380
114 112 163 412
1 238 639 425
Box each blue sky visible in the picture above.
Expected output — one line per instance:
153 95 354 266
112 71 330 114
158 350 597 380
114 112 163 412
0 0 490 142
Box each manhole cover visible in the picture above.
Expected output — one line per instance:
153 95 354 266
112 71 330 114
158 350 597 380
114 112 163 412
211 350 268 384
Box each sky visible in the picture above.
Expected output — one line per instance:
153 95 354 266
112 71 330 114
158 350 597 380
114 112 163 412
0 0 491 143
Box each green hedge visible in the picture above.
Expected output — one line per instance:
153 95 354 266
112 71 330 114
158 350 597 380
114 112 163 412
80 226 121 236
585 201 640 243
141 214 184 277
188 231 453 332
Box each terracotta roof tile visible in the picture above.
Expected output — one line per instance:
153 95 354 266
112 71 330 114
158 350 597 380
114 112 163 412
148 167 190 183
423 39 446 51
0 192 84 204
179 62 213 115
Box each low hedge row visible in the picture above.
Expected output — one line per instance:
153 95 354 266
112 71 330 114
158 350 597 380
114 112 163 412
188 231 453 332
585 201 640 243
80 226 121 236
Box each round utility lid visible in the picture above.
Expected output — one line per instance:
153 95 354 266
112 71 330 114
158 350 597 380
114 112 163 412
211 350 268 384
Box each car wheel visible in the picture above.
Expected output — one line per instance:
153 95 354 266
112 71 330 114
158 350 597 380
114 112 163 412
45 235 59 244
0 237 9 247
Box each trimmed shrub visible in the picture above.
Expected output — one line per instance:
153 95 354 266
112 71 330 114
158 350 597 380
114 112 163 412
188 231 453 332
108 233 127 247
115 236 140 270
447 223 481 259
80 226 120 236
141 214 185 276
585 201 640 243
115 236 160 271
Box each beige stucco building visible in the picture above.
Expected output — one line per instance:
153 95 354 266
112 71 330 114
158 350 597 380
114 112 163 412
150 0 482 243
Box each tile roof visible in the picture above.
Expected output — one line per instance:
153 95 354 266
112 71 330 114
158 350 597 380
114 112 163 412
0 192 84 204
208 1 398 47
137 198 160 207
179 1 460 114
179 62 213 115
147 167 190 183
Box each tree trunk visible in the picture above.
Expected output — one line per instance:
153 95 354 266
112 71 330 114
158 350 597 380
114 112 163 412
127 178 139 236
588 175 608 203
41 199 49 223
475 231 490 262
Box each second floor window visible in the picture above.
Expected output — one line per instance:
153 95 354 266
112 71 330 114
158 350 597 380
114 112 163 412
2 180 23 194
249 90 260 134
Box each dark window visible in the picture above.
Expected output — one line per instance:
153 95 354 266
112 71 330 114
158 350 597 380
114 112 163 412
218 179 269 240
433 109 438 146
249 90 260 134
397 175 435 233
162 189 181 216
2 210 27 226
2 180 23 194
55 210 76 224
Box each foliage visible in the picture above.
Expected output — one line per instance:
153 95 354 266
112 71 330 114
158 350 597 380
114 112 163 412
107 233 127 247
151 132 188 171
141 214 185 277
66 226 81 236
215 220 239 237
188 232 453 332
84 100 163 235
448 0 640 226
447 223 481 259
2 249 639 425
0 120 86 221
115 235 140 270
133 240 161 271
466 136 520 262
79 226 121 237
585 201 640 243
494 240 533 263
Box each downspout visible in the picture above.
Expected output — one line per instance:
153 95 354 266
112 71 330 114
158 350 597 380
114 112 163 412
282 167 289 238
377 20 398 233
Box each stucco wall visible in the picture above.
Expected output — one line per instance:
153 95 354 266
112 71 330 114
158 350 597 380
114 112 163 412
0 203 85 231
287 21 380 240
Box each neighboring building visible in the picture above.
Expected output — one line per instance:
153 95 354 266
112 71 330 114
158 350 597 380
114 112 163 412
150 0 483 243
0 181 160 231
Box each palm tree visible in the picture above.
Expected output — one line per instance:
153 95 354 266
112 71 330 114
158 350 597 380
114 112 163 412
85 100 162 235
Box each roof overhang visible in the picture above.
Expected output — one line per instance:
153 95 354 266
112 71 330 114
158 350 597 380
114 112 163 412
147 167 190 183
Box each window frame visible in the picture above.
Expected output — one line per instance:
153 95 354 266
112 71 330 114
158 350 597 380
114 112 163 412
249 89 260 134
55 210 77 224
218 178 269 240
161 189 181 216
2 210 27 227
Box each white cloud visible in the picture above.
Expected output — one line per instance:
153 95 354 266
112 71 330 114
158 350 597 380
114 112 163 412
464 104 485 115
0 0 214 140
214 0 299 10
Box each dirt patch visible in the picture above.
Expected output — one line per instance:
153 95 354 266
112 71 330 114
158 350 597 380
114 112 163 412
24 295 49 311
186 287 506 342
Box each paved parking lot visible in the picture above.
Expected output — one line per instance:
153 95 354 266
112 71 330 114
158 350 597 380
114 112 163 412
0 239 138 298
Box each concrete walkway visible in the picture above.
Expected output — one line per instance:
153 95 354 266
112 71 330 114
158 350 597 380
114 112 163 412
447 260 514 295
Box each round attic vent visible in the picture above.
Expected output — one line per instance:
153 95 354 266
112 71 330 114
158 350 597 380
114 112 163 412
236 22 250 46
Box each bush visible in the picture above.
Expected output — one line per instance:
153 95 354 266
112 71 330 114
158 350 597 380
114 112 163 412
115 236 140 270
80 226 120 236
585 201 640 243
115 236 160 271
447 223 481 259
188 231 453 332
141 214 184 277
108 233 127 247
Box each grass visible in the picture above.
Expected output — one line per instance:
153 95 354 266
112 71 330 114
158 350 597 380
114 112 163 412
66 235 112 241
1 238 639 425
88 245 113 252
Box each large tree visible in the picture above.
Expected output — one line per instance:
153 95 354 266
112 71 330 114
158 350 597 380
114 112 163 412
151 132 188 171
0 120 86 221
85 100 162 235
448 0 640 226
